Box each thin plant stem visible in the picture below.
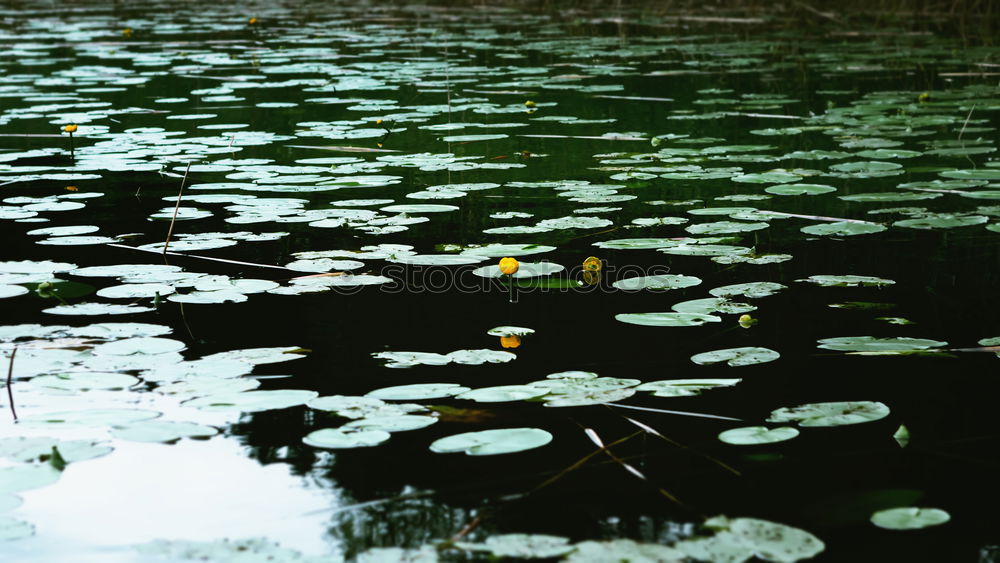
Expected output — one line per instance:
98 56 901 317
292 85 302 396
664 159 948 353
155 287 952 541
162 162 191 255
6 346 17 422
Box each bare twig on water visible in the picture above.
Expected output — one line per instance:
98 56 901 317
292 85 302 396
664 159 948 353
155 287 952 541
162 162 191 255
6 347 17 422
582 427 685 507
621 416 742 477
958 104 976 140
450 513 484 543
759 210 881 225
531 431 643 494
108 243 293 271
604 402 743 421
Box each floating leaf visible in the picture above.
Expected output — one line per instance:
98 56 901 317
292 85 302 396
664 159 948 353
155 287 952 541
566 539 686 563
893 214 988 229
870 507 950 530
797 275 895 287
718 426 799 445
765 184 836 196
429 427 552 456
0 465 61 494
486 326 535 337
457 534 574 559
112 421 218 443
636 379 740 397
184 390 318 412
768 401 890 427
691 347 780 367
456 385 549 403
672 297 756 315
615 312 721 327
801 222 887 236
367 383 470 401
0 517 34 541
612 274 702 291
342 415 437 432
817 336 946 352
709 282 786 299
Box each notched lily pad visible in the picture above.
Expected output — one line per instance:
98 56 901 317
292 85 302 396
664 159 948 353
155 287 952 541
429 427 552 456
768 401 890 427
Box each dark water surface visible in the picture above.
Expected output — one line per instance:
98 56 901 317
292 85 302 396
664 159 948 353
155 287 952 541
1 2 1000 561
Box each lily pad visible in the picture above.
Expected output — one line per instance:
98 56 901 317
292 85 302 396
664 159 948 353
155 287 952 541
615 312 721 327
367 383 470 401
719 426 799 445
636 379 741 397
456 385 550 402
303 428 392 449
817 336 946 352
342 415 437 432
797 275 895 287
870 507 950 530
691 347 780 367
457 534 574 559
184 390 318 412
429 427 552 456
709 282 786 299
612 275 702 291
111 421 219 443
801 222 887 236
768 401 890 427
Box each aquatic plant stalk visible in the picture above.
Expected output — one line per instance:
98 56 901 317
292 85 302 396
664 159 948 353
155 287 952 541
162 162 191 255
6 346 17 422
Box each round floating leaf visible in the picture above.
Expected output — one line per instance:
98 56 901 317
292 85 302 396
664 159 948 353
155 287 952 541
841 192 939 202
0 437 112 463
456 385 549 403
719 426 799 445
765 183 837 196
388 254 486 266
660 245 752 257
112 421 218 443
380 204 458 214
487 326 535 337
685 221 769 235
367 383 470 401
429 427 552 456
870 507 950 530
96 283 175 299
566 539 686 563
612 275 702 291
302 428 391 449
472 262 564 279
636 379 741 397
458 534 574 559
797 275 895 287
672 297 756 315
0 465 61 494
30 372 138 391
615 312 721 327
817 336 946 352
691 347 780 367
801 222 887 236
593 238 680 250
0 517 34 541
42 303 154 316
446 349 517 365
92 337 186 356
709 282 786 299
893 214 988 229
732 172 802 184
184 390 318 412
0 285 29 299
542 387 636 407
373 351 452 368
342 415 437 432
20 408 160 428
768 401 890 427
940 169 1000 180
727 517 826 562
458 244 555 257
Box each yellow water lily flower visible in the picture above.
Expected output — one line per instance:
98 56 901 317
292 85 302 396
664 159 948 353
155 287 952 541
498 257 519 275
500 335 521 349
582 256 601 272
62 124 77 133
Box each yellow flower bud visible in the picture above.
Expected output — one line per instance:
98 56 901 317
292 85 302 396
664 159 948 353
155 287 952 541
499 335 521 349
582 256 601 272
524 100 536 108
498 257 519 275
63 124 77 133
738 314 755 329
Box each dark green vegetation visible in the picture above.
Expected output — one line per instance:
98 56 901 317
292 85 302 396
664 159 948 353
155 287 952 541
1 1 1000 561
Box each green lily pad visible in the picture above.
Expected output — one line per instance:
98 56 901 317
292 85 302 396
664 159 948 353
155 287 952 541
457 534 574 559
765 183 837 196
367 383 470 401
709 282 786 299
542 387 637 407
719 426 799 445
342 415 437 432
565 539 686 563
111 421 219 443
672 297 756 315
768 401 890 427
798 275 895 287
30 372 139 391
429 427 552 456
612 275 702 291
615 312 722 327
486 326 535 337
870 507 950 530
184 390 318 412
801 222 887 236
636 379 741 397
686 221 769 235
0 438 112 463
893 214 988 229
0 517 34 541
456 385 549 402
691 347 780 367
661 244 754 257
20 409 160 428
817 336 946 352
303 428 392 449
0 465 61 494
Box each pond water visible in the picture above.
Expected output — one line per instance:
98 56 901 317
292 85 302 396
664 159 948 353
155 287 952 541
2 1 1000 561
